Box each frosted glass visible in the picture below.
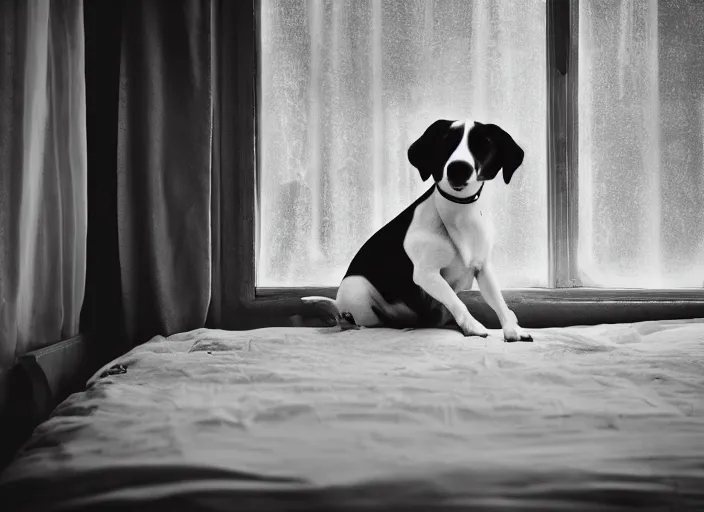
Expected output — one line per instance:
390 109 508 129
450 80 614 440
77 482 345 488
578 0 704 288
259 0 547 288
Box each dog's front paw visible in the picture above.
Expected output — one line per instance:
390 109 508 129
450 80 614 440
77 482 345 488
457 314 489 338
503 324 533 343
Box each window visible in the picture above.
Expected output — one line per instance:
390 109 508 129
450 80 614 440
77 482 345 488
247 0 704 321
578 0 704 289
259 0 548 288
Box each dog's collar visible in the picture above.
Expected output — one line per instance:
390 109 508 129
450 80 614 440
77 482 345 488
435 183 485 204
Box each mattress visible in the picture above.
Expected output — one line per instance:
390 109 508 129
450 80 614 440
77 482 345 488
1 319 704 511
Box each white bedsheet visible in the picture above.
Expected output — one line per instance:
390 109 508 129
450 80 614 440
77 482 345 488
2 320 704 510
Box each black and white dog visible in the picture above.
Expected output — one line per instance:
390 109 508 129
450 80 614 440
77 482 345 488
304 119 532 342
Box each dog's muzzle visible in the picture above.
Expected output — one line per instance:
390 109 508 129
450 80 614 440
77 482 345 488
446 161 473 189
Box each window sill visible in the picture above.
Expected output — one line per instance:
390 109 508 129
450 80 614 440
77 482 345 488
246 287 704 329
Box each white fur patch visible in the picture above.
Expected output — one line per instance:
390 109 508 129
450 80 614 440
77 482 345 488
437 120 483 201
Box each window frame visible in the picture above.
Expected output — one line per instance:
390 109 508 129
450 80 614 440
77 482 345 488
223 0 704 331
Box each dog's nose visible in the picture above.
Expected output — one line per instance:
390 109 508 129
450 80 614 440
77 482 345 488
446 161 473 187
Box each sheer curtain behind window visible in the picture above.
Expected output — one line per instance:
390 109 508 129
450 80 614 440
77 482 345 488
0 1 86 370
579 0 704 288
259 0 547 288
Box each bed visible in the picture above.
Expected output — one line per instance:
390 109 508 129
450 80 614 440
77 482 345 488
1 319 703 511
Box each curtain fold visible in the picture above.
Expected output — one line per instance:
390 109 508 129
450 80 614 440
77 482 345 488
83 0 239 349
0 0 87 369
81 0 126 355
115 0 213 345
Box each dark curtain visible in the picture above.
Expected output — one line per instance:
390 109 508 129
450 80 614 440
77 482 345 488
1 0 248 369
82 0 215 352
0 0 87 386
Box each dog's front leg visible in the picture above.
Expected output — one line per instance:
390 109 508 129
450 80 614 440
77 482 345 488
413 269 488 337
475 264 533 342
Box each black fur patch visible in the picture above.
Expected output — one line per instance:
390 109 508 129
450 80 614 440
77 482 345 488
469 122 525 184
407 120 464 183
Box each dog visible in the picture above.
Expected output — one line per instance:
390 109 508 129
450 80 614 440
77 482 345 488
303 119 532 342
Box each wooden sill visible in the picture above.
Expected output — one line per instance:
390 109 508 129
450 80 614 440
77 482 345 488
245 287 704 329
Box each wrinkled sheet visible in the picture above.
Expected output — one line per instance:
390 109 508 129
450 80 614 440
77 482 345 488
2 320 704 511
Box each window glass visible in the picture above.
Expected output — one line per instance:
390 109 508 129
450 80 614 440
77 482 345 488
578 0 704 288
259 0 548 288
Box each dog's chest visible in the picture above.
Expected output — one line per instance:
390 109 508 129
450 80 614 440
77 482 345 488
448 208 486 250
404 197 492 289
442 217 491 287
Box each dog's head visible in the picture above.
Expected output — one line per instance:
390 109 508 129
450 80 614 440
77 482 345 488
407 119 524 199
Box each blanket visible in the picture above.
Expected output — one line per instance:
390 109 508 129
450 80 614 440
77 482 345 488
1 320 703 510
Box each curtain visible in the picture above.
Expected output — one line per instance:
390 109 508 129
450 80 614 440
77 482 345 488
0 0 87 373
82 0 213 349
116 0 212 344
579 0 704 288
258 0 548 289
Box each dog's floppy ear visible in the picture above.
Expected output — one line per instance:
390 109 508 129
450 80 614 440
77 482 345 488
407 119 457 182
471 123 525 185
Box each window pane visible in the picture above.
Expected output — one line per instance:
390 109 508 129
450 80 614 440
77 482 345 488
578 0 704 288
259 0 547 288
